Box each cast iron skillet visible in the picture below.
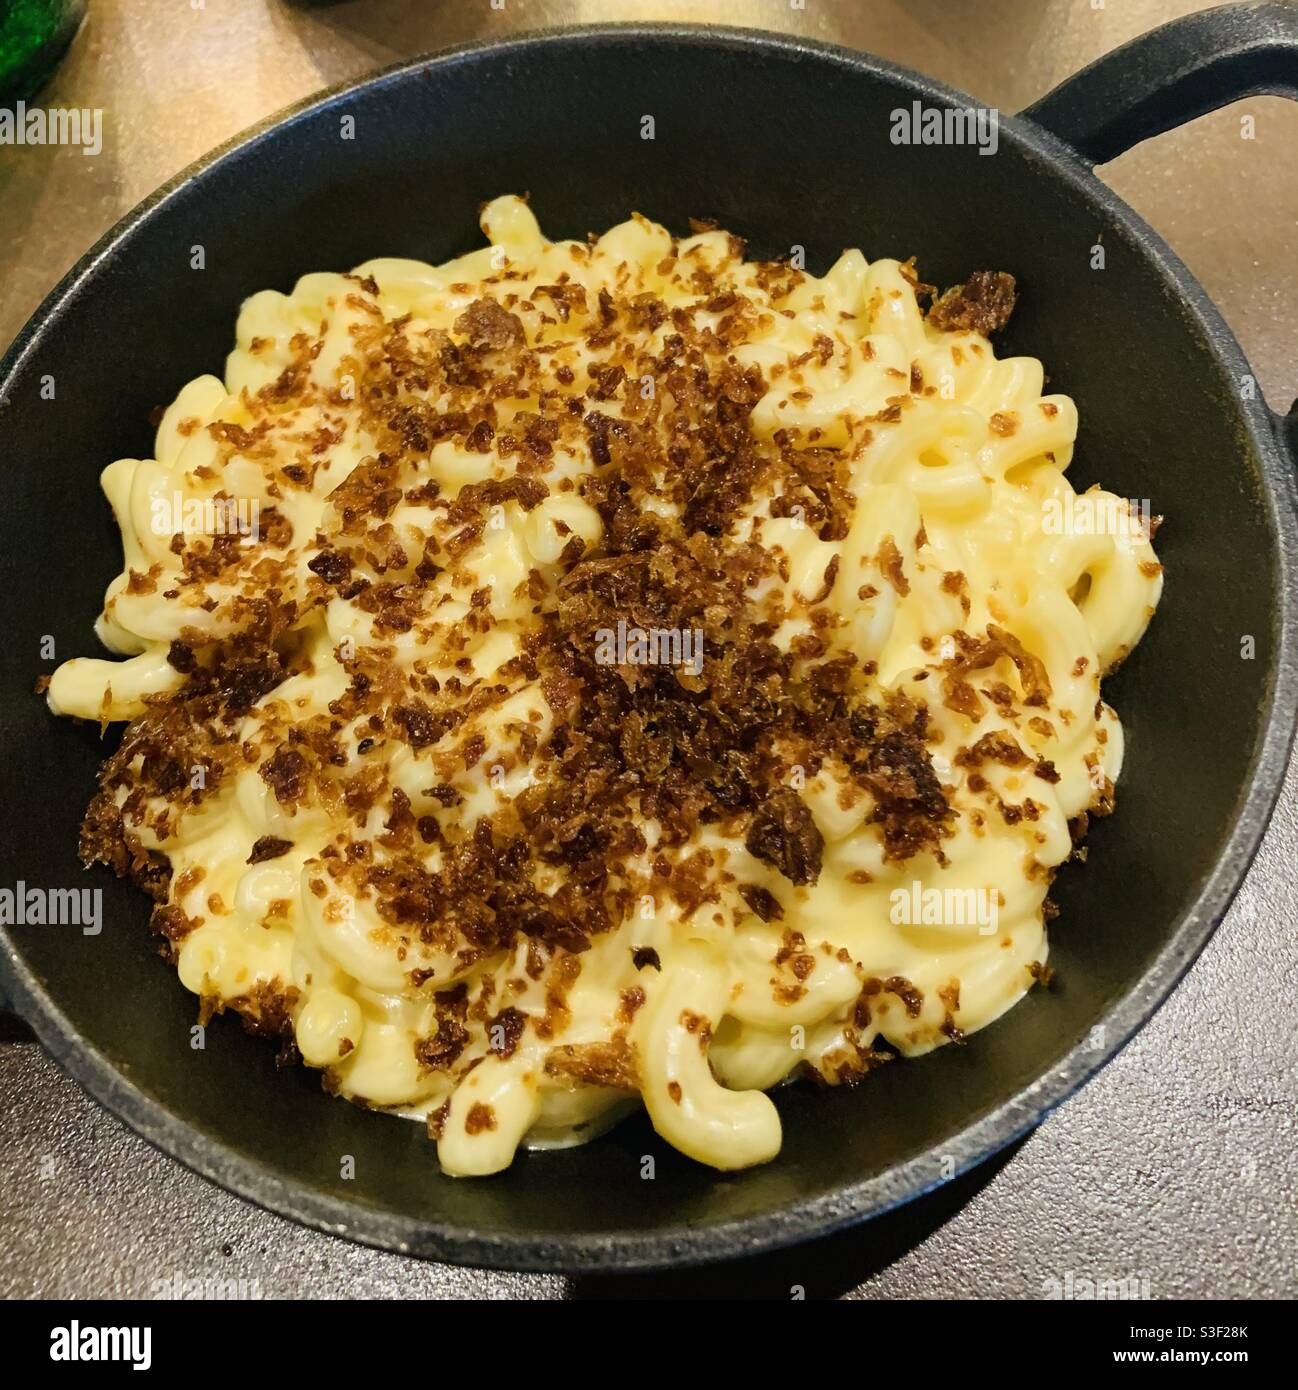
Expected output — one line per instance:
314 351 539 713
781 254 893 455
2 4 1297 1274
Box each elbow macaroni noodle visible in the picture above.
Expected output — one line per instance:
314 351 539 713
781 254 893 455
49 196 1161 1175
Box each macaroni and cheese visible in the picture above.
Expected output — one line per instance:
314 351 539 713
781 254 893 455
48 197 1162 1175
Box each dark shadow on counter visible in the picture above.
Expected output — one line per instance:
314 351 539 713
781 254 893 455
566 1135 1026 1299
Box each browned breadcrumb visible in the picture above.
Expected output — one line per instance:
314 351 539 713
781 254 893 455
464 1101 498 1135
926 271 1017 336
543 1036 639 1090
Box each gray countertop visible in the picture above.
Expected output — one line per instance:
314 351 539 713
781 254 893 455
1 0 1295 1300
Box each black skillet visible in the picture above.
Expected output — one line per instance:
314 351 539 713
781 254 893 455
2 3 1296 1273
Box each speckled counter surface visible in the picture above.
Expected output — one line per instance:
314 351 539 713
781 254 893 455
1 0 1295 1300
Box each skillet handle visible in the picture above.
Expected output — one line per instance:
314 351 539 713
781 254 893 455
1025 0 1298 446
1020 1 1298 167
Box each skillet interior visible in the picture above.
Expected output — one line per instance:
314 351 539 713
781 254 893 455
0 27 1290 1270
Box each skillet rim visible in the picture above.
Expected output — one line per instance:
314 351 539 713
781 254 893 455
2 21 1296 1275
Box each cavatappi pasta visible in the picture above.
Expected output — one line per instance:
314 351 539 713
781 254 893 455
48 196 1162 1175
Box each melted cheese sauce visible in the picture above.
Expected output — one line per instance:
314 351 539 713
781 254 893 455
48 196 1161 1175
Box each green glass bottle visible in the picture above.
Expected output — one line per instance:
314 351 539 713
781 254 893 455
0 0 86 104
